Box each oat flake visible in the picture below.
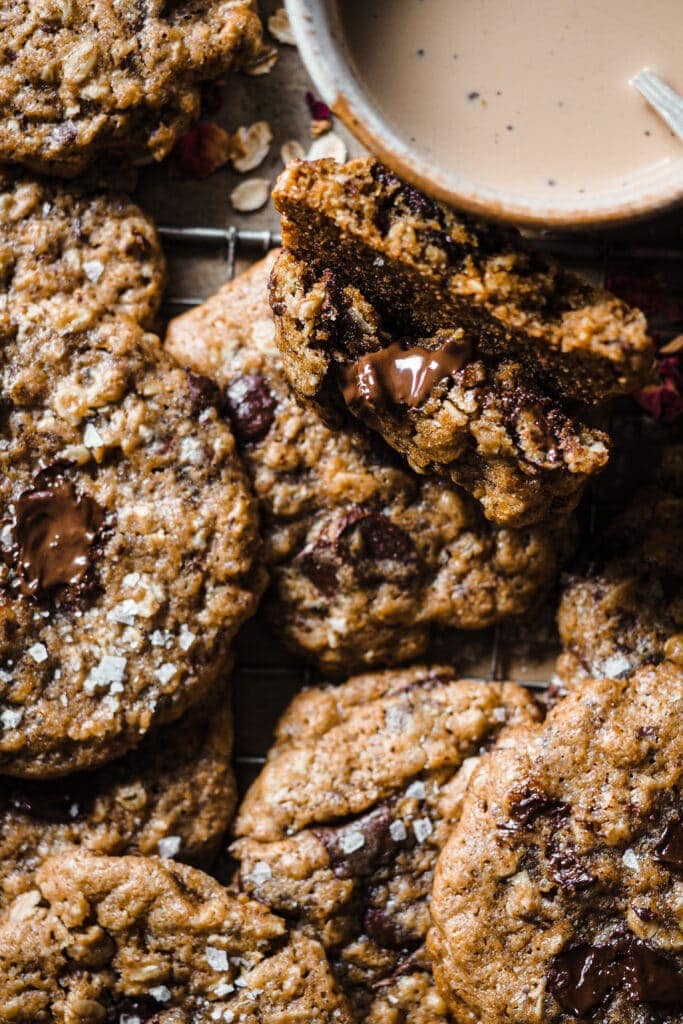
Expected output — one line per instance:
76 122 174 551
268 7 296 45
230 178 270 213
306 132 347 163
232 121 273 173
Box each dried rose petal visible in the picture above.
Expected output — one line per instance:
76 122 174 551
306 91 332 121
606 268 683 342
176 121 234 179
634 356 683 422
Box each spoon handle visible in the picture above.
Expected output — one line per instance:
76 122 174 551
632 70 683 142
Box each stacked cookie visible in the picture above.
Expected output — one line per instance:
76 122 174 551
0 142 680 1024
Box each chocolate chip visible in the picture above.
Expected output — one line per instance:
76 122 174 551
548 935 682 1014
548 848 595 893
364 907 421 952
654 820 683 871
13 476 106 601
297 507 422 597
336 509 422 584
504 785 569 831
224 373 276 443
314 804 394 879
186 370 222 416
297 541 339 597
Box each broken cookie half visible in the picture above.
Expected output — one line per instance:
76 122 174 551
270 159 653 527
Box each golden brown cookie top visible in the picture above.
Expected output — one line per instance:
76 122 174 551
0 852 352 1023
429 665 683 1024
0 689 235 908
233 667 540 1024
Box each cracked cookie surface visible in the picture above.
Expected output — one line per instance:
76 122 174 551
270 249 610 526
166 256 567 673
232 665 540 1023
0 851 352 1023
0 688 235 909
0 0 265 176
429 665 683 1024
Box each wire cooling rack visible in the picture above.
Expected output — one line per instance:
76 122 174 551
158 220 683 792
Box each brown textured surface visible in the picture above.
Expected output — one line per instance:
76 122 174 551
0 0 265 176
0 180 265 777
273 158 653 404
270 248 610 526
232 666 540 1024
0 687 236 909
0 169 166 332
557 473 683 686
429 665 683 1024
0 851 352 1023
166 255 567 674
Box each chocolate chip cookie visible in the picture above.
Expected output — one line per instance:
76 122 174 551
0 851 352 1023
0 299 265 776
429 665 683 1024
232 665 541 1023
272 158 653 405
0 687 235 908
166 256 568 673
556 485 683 685
0 169 166 332
0 1 265 176
270 249 610 527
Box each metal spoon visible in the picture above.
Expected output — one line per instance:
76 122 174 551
631 70 683 142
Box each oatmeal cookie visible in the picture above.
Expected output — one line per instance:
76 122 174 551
0 688 235 908
166 256 567 673
0 307 265 777
232 665 541 1024
429 665 683 1024
0 851 352 1023
556 486 683 685
0 0 265 176
270 250 610 526
272 158 653 405
0 169 166 331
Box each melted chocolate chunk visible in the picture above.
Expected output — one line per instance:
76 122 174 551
186 370 223 416
364 907 421 952
341 333 472 410
548 935 682 1015
504 785 569 831
13 477 106 600
654 820 683 871
314 804 395 879
224 373 276 443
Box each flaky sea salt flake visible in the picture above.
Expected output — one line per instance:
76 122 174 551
206 946 229 972
28 643 48 664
